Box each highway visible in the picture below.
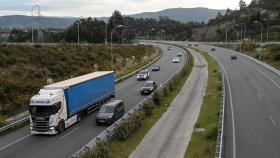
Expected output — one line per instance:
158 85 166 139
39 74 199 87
0 43 187 158
188 43 280 158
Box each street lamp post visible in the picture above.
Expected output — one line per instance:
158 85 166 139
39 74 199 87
111 25 123 71
146 28 155 40
254 21 263 60
235 24 242 53
105 22 108 45
263 19 269 43
31 5 40 43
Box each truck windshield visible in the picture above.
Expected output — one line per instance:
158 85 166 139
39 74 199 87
29 106 55 116
99 106 114 113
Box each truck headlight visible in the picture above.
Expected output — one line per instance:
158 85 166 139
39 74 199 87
50 127 55 130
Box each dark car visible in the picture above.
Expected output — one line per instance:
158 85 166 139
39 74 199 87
96 100 125 125
140 81 157 95
152 65 160 71
231 55 237 60
177 52 183 57
194 44 199 46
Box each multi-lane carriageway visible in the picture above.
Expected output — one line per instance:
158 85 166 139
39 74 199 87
187 42 280 158
0 42 187 158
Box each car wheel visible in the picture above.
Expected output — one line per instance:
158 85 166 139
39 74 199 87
57 121 65 134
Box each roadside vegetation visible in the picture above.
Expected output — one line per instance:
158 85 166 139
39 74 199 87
215 42 280 70
184 47 221 158
0 43 158 122
80 49 194 158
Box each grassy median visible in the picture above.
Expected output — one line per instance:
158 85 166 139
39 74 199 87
81 50 193 158
184 48 221 158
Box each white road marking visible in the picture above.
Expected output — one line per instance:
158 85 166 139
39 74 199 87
205 50 237 158
59 127 79 140
269 115 276 127
257 93 262 100
239 58 280 89
0 134 31 151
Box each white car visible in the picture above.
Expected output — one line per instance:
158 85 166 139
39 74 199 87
173 57 180 63
137 70 150 80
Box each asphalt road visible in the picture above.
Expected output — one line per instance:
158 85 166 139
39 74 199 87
0 43 187 158
188 43 280 158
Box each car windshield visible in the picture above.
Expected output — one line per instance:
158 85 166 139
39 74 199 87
99 106 114 113
144 82 153 87
139 71 147 74
29 105 55 116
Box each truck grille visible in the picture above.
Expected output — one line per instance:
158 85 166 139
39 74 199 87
31 116 50 132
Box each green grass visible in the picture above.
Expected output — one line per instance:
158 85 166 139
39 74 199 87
184 48 221 158
0 43 158 123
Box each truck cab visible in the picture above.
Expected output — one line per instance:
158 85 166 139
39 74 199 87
29 89 67 134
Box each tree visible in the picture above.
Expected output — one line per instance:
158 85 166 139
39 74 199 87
107 10 124 43
239 0 247 10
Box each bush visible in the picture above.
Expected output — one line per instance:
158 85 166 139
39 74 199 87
81 141 109 158
142 101 155 116
0 116 6 127
152 91 162 106
117 111 145 140
204 124 218 141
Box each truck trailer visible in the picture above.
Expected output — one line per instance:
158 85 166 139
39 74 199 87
29 71 115 135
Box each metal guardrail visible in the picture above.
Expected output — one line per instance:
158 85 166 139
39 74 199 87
0 47 163 135
0 116 29 133
71 44 188 158
215 72 225 158
218 47 280 76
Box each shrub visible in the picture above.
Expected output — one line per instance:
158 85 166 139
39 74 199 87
204 124 218 141
117 111 145 140
142 101 155 116
0 116 6 127
81 141 109 158
152 91 162 106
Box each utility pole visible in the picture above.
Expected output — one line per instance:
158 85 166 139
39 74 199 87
254 21 263 61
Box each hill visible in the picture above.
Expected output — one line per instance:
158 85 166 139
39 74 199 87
0 7 225 29
191 0 280 42
130 7 226 23
0 15 77 29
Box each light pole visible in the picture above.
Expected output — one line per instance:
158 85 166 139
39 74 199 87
146 28 155 40
254 21 263 60
235 24 242 53
263 19 269 43
111 25 123 71
31 5 40 43
161 29 166 40
105 22 108 45
77 16 84 44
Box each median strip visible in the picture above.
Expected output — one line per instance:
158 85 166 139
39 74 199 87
184 47 222 158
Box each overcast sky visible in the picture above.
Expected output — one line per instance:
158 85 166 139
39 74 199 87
0 0 252 17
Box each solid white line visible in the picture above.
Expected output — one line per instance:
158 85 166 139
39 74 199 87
0 134 31 151
59 127 79 140
220 61 237 158
205 50 237 158
269 115 276 127
239 58 280 89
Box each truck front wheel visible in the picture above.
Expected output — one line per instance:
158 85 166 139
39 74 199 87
57 121 65 134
